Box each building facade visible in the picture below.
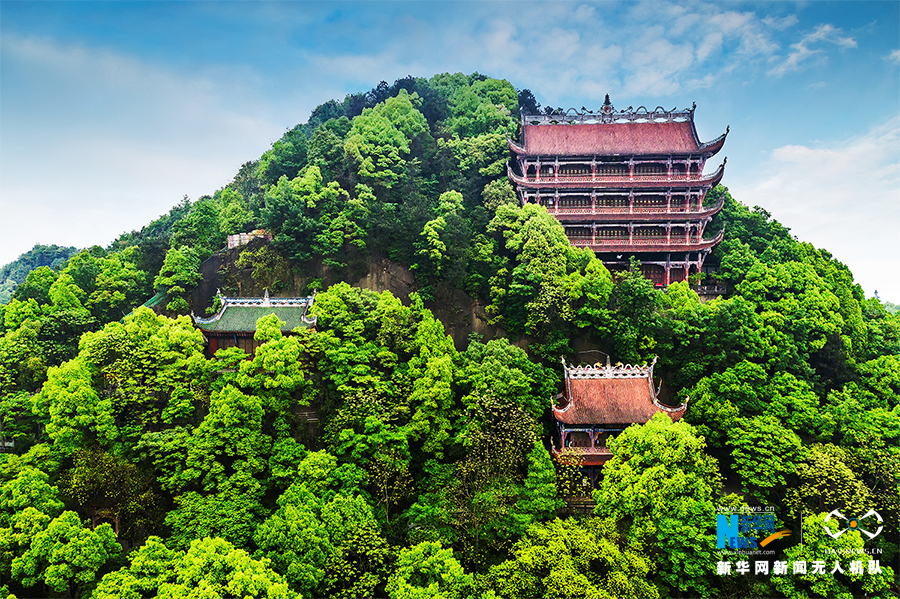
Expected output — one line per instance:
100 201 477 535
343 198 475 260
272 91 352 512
551 356 687 485
192 289 316 356
507 96 728 285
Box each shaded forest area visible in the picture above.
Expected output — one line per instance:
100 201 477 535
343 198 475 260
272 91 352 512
1 73 898 599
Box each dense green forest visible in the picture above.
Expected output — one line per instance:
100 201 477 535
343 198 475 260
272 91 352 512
1 73 898 599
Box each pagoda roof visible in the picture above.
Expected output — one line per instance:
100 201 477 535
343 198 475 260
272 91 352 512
192 292 316 334
553 357 686 425
508 102 727 158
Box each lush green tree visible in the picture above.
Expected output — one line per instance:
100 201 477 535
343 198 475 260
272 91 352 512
459 338 557 421
154 246 202 314
148 538 300 599
593 414 722 598
170 200 225 259
320 494 392 599
11 267 57 305
11 510 121 598
36 357 117 453
385 541 474 599
344 90 429 190
728 415 802 503
784 443 876 519
0 467 64 528
482 517 658 599
253 485 331 595
262 165 353 263
92 536 180 599
258 124 309 187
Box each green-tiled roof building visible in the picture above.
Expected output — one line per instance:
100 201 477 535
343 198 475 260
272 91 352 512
192 290 316 356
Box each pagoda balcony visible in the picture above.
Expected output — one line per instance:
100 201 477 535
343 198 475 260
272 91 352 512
546 197 724 222
567 228 725 253
551 445 613 466
507 161 725 190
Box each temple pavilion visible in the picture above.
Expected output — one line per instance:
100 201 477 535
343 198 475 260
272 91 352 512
552 356 687 485
507 95 728 285
191 289 316 356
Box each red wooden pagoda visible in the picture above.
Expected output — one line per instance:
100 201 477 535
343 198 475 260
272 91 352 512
551 356 687 485
507 95 728 285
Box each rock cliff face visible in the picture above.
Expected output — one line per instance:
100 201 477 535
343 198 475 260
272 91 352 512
191 243 504 348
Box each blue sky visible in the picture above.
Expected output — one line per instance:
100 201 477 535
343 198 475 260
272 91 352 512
1 1 898 300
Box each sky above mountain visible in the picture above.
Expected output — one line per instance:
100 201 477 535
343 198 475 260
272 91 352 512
1 1 898 300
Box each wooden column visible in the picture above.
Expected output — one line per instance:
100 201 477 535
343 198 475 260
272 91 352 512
628 158 634 181
665 255 671 286
629 224 634 244
590 191 596 214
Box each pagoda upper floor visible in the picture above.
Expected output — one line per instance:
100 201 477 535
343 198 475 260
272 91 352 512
507 159 726 190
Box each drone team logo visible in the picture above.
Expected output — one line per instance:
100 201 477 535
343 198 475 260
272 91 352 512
823 509 883 541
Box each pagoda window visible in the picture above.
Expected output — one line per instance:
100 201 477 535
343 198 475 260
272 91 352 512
568 431 592 448
635 163 666 176
597 164 628 176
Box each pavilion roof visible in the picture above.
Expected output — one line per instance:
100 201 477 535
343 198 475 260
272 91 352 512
552 357 686 425
192 292 316 334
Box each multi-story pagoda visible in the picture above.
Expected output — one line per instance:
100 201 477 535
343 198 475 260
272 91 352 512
507 96 728 285
551 356 687 485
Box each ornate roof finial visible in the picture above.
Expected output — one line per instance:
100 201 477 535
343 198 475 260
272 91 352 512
603 94 612 106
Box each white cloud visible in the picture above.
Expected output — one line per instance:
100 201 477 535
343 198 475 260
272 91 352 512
729 117 900 300
762 15 799 31
887 49 900 64
768 24 857 77
0 33 288 265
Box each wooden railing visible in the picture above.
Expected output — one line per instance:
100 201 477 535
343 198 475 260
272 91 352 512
570 236 699 246
526 173 704 183
691 285 727 295
550 205 703 215
557 497 597 518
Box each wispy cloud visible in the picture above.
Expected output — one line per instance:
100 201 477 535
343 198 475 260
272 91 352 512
763 15 799 31
887 49 900 64
768 24 857 77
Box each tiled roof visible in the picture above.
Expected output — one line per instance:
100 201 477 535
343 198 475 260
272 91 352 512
195 306 314 333
522 122 701 156
193 294 315 333
552 359 686 425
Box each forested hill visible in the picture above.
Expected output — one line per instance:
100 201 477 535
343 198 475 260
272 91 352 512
0 73 897 599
